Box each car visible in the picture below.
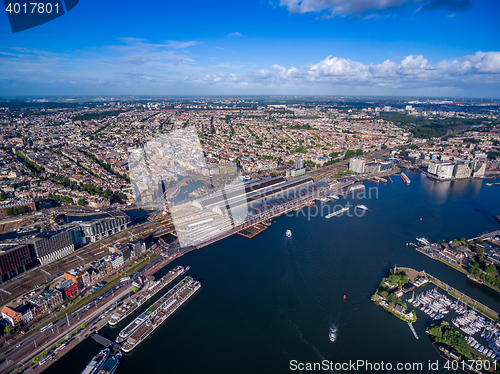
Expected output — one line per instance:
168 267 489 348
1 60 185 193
16 342 23 348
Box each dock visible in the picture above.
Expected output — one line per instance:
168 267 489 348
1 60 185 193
408 323 419 339
372 176 388 183
237 223 267 239
90 333 120 352
388 175 393 183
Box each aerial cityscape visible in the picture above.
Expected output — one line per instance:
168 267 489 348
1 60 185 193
1 0 500 373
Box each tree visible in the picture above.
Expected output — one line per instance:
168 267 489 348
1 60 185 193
41 351 47 359
32 356 39 364
77 199 87 206
132 286 139 293
476 248 484 257
4 324 11 335
0 191 6 200
80 323 86 329
485 264 496 274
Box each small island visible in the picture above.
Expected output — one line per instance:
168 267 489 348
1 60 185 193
371 266 417 323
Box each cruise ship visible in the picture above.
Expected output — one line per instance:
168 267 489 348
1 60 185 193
97 352 122 374
355 205 369 211
108 265 185 326
326 207 349 218
121 277 201 353
80 348 109 374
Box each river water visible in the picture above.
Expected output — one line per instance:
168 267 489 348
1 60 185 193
46 170 500 374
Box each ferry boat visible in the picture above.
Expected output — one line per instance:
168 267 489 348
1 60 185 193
329 327 337 342
416 238 431 246
355 205 369 211
81 348 110 374
121 278 201 353
108 265 185 326
326 207 349 219
329 195 340 200
97 352 122 374
286 230 292 237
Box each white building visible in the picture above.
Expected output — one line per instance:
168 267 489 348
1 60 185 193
349 157 366 174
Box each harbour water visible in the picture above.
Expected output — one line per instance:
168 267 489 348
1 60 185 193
46 170 500 373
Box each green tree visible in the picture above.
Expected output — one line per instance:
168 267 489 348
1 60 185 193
485 264 496 274
41 351 47 359
0 191 6 200
3 324 11 335
476 248 484 257
80 323 86 329
32 356 39 364
132 286 139 293
77 199 87 206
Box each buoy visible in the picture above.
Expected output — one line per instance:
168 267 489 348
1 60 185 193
343 295 346 300
420 218 422 221
477 208 479 211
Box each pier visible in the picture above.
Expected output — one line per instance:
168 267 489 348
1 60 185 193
237 223 267 239
388 175 393 183
90 333 121 352
408 323 419 339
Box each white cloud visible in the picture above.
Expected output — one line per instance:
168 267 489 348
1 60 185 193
165 40 199 49
279 0 409 16
228 32 242 37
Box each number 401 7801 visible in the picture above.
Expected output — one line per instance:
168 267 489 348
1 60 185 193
5 3 60 14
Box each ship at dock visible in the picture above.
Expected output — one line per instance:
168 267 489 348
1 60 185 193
120 276 201 353
326 207 349 218
108 265 186 326
97 351 122 374
80 348 109 374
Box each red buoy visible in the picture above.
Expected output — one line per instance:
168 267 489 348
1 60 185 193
343 295 346 300
420 218 422 221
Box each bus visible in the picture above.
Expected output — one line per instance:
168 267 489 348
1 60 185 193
40 322 53 333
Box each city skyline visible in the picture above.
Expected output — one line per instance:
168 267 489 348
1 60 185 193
0 0 499 97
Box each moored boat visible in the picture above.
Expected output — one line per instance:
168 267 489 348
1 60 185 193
97 352 122 374
81 348 110 374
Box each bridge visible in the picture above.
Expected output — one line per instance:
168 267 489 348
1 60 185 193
91 333 121 352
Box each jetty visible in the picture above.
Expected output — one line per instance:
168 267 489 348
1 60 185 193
388 175 393 183
91 333 120 352
372 176 388 183
237 223 267 238
408 322 419 339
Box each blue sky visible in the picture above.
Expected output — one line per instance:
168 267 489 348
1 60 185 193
1 0 499 97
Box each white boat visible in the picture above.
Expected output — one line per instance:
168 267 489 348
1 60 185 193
326 207 349 219
355 205 369 211
329 327 337 342
286 230 292 238
416 238 431 246
329 195 340 200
